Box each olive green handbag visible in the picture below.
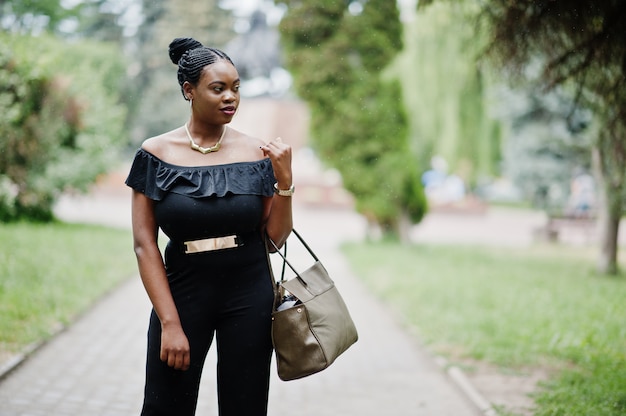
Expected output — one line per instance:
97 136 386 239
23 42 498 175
267 229 358 381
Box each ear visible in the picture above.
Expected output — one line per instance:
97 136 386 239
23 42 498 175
182 81 193 100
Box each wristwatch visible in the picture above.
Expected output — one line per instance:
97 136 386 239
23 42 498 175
274 182 295 197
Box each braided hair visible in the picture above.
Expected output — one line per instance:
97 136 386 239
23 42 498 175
168 37 235 101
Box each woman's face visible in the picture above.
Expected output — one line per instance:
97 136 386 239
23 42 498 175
188 60 240 124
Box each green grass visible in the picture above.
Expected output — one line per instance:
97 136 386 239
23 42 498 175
0 222 136 353
342 241 626 415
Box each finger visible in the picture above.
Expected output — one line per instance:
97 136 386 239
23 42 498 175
265 137 285 148
182 352 191 371
167 352 176 368
174 353 184 370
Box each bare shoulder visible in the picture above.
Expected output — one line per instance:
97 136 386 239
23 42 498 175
229 127 264 146
228 128 267 158
140 128 183 159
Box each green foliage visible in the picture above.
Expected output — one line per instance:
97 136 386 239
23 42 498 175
278 0 426 234
73 1 125 41
342 240 626 414
0 222 135 352
0 0 80 34
278 0 345 48
390 2 502 185
0 33 128 221
277 0 350 107
320 79 426 229
343 0 402 72
1 0 130 39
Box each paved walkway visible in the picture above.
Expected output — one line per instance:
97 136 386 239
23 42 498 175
0 187 482 415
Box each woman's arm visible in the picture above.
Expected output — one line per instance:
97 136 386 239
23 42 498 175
131 190 190 371
261 138 293 248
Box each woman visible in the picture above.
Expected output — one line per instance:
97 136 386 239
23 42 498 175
125 37 293 416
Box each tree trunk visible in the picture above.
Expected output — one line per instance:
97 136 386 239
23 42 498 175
596 208 620 275
592 146 621 275
397 209 412 244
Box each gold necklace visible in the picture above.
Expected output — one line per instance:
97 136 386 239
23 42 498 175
185 123 226 154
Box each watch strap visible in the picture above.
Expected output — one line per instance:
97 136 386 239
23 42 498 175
274 182 295 196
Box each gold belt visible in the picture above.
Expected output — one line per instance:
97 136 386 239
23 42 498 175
183 235 242 254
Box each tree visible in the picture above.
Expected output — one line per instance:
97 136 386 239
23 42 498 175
278 0 426 239
494 83 594 214
387 3 502 187
0 0 78 34
0 0 128 40
0 34 128 221
73 0 128 42
420 0 626 274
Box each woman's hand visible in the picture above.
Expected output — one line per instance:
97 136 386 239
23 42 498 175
160 322 191 371
261 137 292 188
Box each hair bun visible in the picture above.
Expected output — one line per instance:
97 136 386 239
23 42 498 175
168 37 203 65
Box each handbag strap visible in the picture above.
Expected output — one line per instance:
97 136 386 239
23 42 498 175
267 229 320 285
292 229 320 262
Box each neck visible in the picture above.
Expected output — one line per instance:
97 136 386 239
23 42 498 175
187 123 224 145
185 122 226 154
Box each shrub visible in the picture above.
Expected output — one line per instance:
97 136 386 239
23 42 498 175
0 34 128 221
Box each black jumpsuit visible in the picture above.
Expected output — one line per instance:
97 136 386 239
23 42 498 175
125 149 276 416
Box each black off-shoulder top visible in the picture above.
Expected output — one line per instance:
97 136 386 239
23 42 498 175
125 148 276 201
125 148 276 243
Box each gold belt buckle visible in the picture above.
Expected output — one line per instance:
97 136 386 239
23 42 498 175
184 235 240 254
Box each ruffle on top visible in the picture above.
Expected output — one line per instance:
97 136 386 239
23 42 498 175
125 148 276 201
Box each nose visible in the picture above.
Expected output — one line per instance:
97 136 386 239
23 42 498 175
224 91 237 103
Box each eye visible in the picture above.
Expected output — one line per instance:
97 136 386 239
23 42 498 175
213 86 224 92
233 84 240 92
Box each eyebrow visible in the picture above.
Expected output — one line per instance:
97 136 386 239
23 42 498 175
208 79 240 86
